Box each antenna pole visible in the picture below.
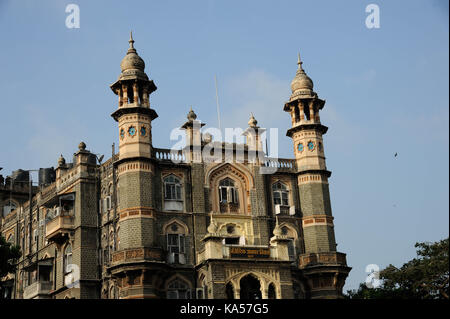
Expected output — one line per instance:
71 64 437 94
214 74 222 134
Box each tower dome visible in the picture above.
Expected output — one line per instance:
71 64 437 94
120 32 145 72
290 53 313 93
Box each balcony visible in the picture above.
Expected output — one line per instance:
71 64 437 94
298 252 347 269
23 281 53 299
45 215 74 242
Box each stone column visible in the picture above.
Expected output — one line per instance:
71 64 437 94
309 100 315 123
234 287 240 299
299 101 305 122
142 87 149 107
118 88 123 107
122 84 128 105
133 82 139 106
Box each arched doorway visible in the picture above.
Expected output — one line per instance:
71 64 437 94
240 275 262 299
268 283 276 299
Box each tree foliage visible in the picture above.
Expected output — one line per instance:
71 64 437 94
0 235 21 283
347 238 449 299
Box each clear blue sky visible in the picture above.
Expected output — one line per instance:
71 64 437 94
0 0 448 292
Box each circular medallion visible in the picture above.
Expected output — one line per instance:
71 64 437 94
140 126 147 137
297 143 304 152
128 126 136 137
307 141 315 151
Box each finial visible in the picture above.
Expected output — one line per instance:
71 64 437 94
78 141 86 151
297 52 304 72
129 31 135 49
187 106 197 121
207 212 218 234
58 154 66 167
273 216 282 236
248 113 258 128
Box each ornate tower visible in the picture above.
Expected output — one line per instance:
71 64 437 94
109 33 160 299
284 53 350 298
111 32 158 160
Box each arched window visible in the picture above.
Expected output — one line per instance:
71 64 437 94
272 182 289 206
164 175 182 200
167 278 190 299
281 225 297 262
63 244 73 280
163 175 183 211
165 221 186 264
219 178 238 204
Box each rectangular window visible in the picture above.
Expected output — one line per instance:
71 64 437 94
165 184 182 200
220 187 228 203
273 192 281 205
167 234 179 253
165 183 173 199
281 192 289 206
288 240 295 261
176 184 182 200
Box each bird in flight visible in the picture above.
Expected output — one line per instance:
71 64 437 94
394 152 398 157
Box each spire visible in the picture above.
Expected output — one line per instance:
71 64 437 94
129 31 135 50
126 31 137 55
297 52 305 73
273 216 282 237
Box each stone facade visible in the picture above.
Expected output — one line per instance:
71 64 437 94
0 36 350 299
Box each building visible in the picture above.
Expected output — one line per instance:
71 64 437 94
0 34 350 299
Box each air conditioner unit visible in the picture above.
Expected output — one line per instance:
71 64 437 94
289 206 296 216
55 207 61 216
178 253 186 265
275 204 281 215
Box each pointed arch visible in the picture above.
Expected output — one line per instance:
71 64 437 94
205 163 254 189
162 218 189 235
207 163 254 215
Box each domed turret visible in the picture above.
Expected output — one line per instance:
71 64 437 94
114 32 149 83
290 53 314 94
58 154 66 167
120 32 145 72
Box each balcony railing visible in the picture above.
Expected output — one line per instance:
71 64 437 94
298 252 347 269
23 281 52 299
45 215 74 241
